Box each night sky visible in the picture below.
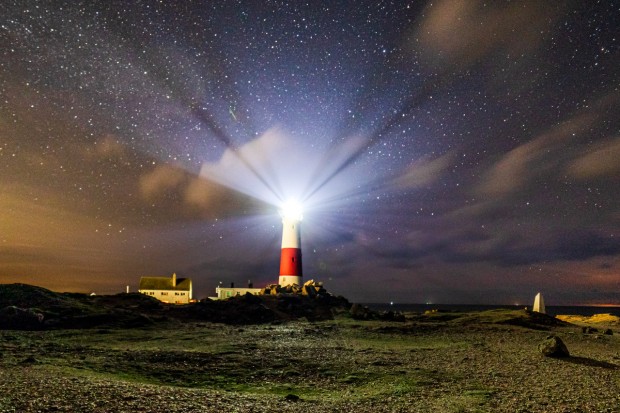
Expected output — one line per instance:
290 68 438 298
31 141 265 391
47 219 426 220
1 1 619 305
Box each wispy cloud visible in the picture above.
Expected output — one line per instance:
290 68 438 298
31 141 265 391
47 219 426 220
567 138 620 179
411 0 560 69
390 152 454 189
476 113 598 197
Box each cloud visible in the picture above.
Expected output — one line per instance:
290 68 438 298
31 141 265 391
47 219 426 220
93 135 127 158
198 128 371 208
139 164 187 200
360 210 620 270
138 163 269 218
199 128 299 205
567 138 620 179
476 141 542 197
0 189 146 291
390 152 454 189
477 113 598 197
183 177 213 209
411 0 560 69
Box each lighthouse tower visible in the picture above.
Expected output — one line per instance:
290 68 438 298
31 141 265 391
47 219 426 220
279 201 303 287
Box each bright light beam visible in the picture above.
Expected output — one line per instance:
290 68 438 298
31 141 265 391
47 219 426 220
279 199 304 222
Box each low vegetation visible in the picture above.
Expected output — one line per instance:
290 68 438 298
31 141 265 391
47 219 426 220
1 284 618 412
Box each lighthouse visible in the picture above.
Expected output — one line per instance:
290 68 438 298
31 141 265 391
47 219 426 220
279 200 303 286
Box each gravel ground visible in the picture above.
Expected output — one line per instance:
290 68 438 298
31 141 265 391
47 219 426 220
1 316 619 412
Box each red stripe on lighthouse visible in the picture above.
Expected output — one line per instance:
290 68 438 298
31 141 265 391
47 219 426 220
279 248 302 276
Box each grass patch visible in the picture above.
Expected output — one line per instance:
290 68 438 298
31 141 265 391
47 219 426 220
0 320 490 406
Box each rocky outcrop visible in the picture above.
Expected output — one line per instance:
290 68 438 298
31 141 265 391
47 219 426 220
0 306 44 330
350 303 374 320
176 293 277 325
348 304 405 322
201 290 350 324
0 283 351 329
259 280 328 297
539 335 570 357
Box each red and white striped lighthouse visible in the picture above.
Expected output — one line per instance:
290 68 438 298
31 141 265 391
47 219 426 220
279 201 303 286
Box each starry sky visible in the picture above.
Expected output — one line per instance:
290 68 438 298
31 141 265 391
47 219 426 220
1 1 619 305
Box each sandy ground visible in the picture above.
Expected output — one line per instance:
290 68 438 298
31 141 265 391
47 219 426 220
0 312 619 412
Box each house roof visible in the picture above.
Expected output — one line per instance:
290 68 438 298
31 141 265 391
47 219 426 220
139 276 192 291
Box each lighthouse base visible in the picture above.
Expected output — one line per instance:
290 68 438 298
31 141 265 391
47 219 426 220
279 275 302 287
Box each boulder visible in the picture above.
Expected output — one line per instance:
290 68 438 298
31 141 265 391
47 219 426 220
350 303 374 320
0 306 44 330
603 328 613 336
301 285 317 297
379 310 406 322
539 335 570 357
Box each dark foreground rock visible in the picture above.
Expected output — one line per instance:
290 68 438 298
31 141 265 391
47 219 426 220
0 283 351 329
0 306 44 330
349 304 405 322
539 335 570 357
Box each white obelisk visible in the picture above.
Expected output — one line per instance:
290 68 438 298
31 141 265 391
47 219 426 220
533 292 545 314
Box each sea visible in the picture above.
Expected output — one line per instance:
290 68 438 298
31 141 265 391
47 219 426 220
363 303 620 317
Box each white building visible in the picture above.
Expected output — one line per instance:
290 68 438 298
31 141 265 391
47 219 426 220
139 273 192 304
210 284 261 300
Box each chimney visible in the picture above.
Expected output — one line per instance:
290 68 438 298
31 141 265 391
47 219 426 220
230 282 235 288
248 280 253 288
172 273 177 287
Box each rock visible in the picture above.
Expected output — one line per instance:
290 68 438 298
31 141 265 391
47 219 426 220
603 329 613 336
539 335 570 357
240 292 262 304
284 394 300 401
0 306 45 330
350 303 374 320
582 326 598 334
379 310 406 322
21 356 38 364
301 285 317 297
